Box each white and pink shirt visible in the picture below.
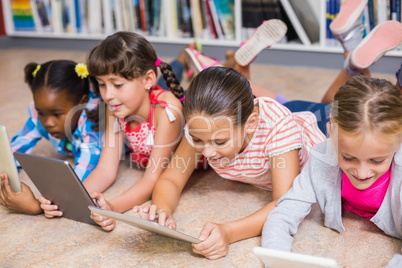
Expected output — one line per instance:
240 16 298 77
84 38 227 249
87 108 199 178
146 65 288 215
185 97 326 190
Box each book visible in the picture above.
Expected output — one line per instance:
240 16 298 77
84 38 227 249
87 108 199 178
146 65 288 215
102 0 114 34
208 0 224 39
203 0 218 38
151 0 162 36
376 0 388 25
10 0 36 31
367 0 376 30
178 0 193 37
87 0 102 34
190 0 204 39
63 0 77 33
138 0 147 33
113 0 124 31
213 0 235 40
162 0 179 38
30 0 43 31
50 0 63 33
279 0 311 45
288 0 319 44
126 0 137 32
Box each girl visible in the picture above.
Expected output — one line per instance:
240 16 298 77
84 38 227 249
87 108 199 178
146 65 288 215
78 31 185 229
0 59 102 215
135 66 327 259
262 76 402 260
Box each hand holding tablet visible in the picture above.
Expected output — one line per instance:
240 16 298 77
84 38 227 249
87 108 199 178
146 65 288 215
0 125 21 193
89 206 201 244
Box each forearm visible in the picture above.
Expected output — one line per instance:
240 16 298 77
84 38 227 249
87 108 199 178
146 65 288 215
151 179 183 214
224 200 277 244
109 175 156 213
83 166 118 194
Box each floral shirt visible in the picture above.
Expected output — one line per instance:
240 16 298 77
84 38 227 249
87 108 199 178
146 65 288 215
11 92 103 181
116 85 176 167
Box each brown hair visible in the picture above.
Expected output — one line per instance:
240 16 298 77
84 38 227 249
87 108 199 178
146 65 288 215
183 67 254 125
331 75 402 137
87 31 184 99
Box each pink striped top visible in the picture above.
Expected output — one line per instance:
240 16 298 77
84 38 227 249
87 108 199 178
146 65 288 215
186 97 326 190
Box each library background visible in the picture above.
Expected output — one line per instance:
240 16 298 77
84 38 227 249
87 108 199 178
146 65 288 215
0 0 401 73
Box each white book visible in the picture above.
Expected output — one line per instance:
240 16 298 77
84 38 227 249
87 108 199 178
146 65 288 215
376 0 388 25
87 0 102 34
280 0 311 45
75 0 88 33
30 0 43 32
208 0 224 39
113 0 124 31
163 0 178 38
190 0 204 39
50 0 63 33
124 0 137 32
102 0 114 34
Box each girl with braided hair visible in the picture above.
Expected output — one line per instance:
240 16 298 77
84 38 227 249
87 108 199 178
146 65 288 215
79 31 185 230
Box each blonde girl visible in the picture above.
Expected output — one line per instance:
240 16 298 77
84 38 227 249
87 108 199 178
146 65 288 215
262 76 402 261
136 66 326 259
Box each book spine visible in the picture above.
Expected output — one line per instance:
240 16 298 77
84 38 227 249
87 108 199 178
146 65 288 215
203 0 217 38
11 0 36 31
138 0 147 33
208 0 223 39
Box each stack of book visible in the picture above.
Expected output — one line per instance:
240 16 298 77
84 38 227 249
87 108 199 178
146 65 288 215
8 0 236 40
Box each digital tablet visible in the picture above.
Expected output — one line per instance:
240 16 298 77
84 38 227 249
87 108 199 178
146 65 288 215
88 206 202 244
253 247 340 268
0 125 21 193
14 152 97 225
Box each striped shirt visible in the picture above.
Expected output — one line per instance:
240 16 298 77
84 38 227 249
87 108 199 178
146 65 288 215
185 97 326 190
11 92 103 181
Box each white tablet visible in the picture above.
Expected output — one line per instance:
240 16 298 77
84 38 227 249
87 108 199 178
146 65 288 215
253 247 340 268
88 206 201 244
0 125 21 193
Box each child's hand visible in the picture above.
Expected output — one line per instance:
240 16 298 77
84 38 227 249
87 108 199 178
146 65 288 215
90 192 116 231
38 195 63 218
192 222 230 260
0 173 42 215
133 204 176 229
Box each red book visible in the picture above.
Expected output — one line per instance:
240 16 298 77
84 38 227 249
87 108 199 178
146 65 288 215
0 0 7 35
139 0 147 32
203 0 217 38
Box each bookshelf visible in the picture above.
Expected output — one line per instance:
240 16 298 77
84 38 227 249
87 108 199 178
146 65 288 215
1 0 401 59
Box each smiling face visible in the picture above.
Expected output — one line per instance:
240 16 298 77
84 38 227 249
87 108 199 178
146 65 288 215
187 115 255 168
33 89 82 140
96 74 149 119
333 128 400 190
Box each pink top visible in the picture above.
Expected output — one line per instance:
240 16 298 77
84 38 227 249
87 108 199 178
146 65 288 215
341 168 391 219
117 85 174 167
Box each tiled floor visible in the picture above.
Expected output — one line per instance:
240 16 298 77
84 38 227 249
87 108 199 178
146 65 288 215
0 48 400 267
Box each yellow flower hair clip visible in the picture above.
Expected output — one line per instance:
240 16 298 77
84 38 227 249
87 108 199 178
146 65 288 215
32 64 41 77
75 63 89 79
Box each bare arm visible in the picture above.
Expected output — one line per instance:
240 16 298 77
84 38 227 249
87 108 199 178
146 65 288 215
134 137 202 228
192 149 301 259
83 108 124 194
108 104 184 213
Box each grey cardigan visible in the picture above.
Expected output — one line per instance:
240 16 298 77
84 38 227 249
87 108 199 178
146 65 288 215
262 139 402 252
